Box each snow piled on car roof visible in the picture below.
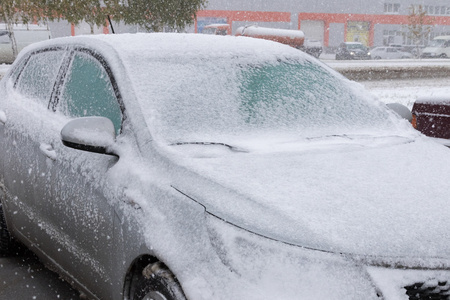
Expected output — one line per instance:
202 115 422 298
25 32 301 61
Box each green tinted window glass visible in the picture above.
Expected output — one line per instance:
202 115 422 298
60 52 122 134
237 60 372 127
16 50 65 104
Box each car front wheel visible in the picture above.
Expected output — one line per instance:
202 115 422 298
127 261 186 300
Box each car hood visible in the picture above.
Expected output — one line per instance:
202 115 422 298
351 48 368 54
172 135 450 259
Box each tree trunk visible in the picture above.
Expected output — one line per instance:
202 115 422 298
3 14 18 60
6 23 18 59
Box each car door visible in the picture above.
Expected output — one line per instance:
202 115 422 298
386 47 398 59
39 49 124 298
0 49 67 243
443 40 450 57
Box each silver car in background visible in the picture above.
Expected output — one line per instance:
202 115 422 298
370 46 413 59
1 33 450 300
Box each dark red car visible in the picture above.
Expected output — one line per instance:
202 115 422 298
412 97 450 140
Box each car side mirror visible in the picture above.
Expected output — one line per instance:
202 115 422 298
386 103 412 122
61 116 118 156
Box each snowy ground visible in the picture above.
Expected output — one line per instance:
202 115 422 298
0 64 9 76
0 254 80 299
319 56 450 109
361 77 450 110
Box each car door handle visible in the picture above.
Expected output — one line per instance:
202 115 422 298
0 110 6 125
39 143 57 160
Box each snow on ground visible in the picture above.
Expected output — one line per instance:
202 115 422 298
319 56 450 110
361 77 450 110
324 57 450 69
0 64 10 75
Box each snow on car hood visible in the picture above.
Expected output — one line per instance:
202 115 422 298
172 135 450 260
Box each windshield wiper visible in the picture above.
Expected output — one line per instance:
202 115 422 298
171 142 248 153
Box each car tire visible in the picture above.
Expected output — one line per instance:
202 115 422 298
130 261 186 300
374 56 381 60
0 202 17 256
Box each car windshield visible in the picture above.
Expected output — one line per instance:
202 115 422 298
133 56 396 145
429 39 446 47
347 43 365 50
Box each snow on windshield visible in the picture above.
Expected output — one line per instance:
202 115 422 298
127 49 395 145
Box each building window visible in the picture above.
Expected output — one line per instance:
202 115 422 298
384 3 400 14
383 29 403 45
423 5 450 15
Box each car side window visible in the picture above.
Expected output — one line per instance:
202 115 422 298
15 50 66 105
58 52 122 134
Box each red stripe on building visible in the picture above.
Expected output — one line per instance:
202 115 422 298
197 10 450 47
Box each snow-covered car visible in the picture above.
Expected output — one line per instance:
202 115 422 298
370 46 413 59
302 38 323 58
421 36 450 58
0 33 450 300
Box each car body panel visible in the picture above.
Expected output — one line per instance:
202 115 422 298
172 136 450 258
371 47 413 59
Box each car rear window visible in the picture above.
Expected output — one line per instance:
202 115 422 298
15 50 65 105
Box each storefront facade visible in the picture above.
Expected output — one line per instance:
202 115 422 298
195 0 450 47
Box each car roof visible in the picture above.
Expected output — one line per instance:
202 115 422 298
22 33 306 63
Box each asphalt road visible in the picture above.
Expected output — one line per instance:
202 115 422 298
0 252 80 299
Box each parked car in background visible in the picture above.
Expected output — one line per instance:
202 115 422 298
335 42 371 60
400 45 424 57
302 38 323 58
2 33 450 300
0 23 51 64
370 46 413 59
421 36 450 58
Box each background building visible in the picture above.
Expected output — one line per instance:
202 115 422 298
194 0 450 48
